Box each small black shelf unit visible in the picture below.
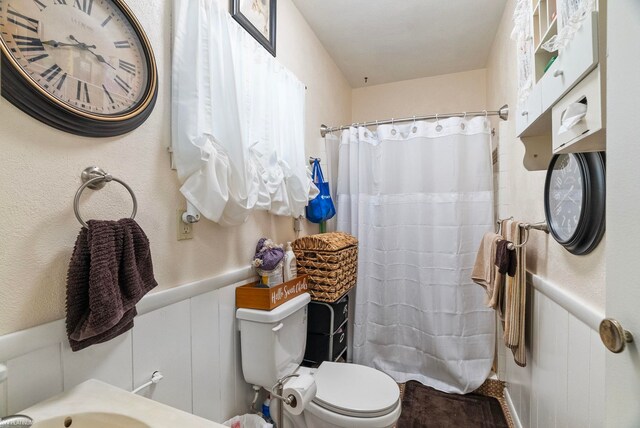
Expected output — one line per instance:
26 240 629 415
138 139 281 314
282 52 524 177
303 295 349 365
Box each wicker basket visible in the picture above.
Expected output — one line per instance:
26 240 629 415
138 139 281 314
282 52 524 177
293 232 358 302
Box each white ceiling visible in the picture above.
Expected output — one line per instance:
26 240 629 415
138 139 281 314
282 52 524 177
291 0 508 88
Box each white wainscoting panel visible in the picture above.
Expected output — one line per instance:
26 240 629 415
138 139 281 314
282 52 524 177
0 267 257 423
6 344 63 414
191 289 223 422
62 331 133 391
567 313 591 428
0 379 6 419
133 299 193 413
218 283 253 422
588 331 605 428
501 275 606 428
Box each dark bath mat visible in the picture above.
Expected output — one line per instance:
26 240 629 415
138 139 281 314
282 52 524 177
397 380 509 428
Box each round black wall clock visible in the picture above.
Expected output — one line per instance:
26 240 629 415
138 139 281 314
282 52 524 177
544 152 606 255
0 0 157 137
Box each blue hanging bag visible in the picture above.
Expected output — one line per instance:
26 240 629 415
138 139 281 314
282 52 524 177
306 159 336 223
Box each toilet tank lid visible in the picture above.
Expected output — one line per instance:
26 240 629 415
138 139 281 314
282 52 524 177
236 293 310 323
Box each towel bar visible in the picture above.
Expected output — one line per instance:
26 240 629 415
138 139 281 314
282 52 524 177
73 166 138 228
496 218 549 249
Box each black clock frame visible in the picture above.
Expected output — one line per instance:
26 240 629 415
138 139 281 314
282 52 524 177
0 0 158 138
544 152 606 255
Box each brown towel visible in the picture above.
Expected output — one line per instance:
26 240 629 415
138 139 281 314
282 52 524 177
495 240 517 277
471 232 502 308
65 218 158 351
502 220 527 367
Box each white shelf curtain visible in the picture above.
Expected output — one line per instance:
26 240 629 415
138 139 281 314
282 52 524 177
172 0 312 226
542 0 596 53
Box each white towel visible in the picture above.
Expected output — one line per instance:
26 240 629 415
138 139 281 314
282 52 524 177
471 232 503 308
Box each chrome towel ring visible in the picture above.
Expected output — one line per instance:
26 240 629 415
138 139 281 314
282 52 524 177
74 166 138 228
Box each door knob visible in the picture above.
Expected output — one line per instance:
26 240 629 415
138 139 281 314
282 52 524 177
599 318 633 353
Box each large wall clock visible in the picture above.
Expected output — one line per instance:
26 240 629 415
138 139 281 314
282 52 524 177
0 0 157 137
544 152 606 255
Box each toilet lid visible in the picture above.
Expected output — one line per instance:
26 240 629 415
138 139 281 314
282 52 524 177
311 362 400 418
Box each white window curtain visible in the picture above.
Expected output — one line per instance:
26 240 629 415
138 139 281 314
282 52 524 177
337 117 496 394
542 0 596 53
172 0 312 226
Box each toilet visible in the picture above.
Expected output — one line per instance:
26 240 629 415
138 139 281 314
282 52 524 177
236 293 401 428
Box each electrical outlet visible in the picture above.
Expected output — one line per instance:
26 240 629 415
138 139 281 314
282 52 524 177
177 209 194 240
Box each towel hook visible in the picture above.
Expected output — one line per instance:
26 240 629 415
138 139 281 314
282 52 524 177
74 166 138 228
496 216 514 234
512 227 531 248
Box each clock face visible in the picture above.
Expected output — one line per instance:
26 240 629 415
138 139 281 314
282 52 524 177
547 153 584 242
0 0 149 116
544 152 605 255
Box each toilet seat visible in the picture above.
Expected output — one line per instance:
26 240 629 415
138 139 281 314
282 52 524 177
310 362 400 418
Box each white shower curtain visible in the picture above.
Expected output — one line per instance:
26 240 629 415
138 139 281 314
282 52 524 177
336 116 495 394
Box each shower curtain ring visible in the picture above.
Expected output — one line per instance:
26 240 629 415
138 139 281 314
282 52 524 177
436 113 444 132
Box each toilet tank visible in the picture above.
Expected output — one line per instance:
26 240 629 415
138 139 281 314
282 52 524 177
236 293 310 389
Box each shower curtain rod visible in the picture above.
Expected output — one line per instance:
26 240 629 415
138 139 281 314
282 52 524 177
319 104 509 137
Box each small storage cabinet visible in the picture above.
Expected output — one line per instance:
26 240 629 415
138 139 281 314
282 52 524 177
303 295 349 365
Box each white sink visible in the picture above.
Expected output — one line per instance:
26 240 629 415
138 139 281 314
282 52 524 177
20 379 224 428
32 412 150 428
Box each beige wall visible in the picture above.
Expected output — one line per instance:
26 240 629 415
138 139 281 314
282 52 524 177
486 0 605 311
0 0 351 335
351 69 487 124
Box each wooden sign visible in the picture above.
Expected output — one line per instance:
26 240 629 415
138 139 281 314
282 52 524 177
236 275 309 311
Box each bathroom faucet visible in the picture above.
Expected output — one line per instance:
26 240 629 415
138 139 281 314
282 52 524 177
0 415 33 427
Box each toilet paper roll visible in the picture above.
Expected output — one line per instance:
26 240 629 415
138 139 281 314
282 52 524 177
283 374 317 416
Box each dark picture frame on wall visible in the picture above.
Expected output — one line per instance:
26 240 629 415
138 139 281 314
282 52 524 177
231 0 277 57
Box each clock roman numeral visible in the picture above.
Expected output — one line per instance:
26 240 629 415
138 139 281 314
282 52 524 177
40 64 62 82
27 54 49 62
7 9 39 33
73 0 93 15
14 35 49 62
54 0 67 4
101 15 112 27
114 40 131 49
14 35 45 52
76 81 90 103
33 0 47 11
54 72 68 90
118 59 136 75
102 84 115 104
114 75 131 94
